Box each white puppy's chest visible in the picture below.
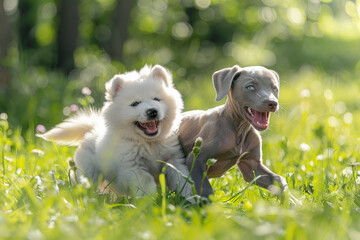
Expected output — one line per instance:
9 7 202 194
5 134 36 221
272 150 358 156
96 132 181 178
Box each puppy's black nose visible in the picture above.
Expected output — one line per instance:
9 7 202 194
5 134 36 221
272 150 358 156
266 100 278 110
147 108 158 119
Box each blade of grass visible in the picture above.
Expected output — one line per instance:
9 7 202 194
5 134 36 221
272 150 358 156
159 173 167 221
224 175 264 203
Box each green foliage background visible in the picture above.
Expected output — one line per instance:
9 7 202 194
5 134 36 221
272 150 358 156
1 0 360 239
1 0 360 129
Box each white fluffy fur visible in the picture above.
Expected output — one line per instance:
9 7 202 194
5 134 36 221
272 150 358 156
38 65 193 198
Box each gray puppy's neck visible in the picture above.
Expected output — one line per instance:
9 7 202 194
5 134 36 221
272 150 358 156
224 92 247 124
224 94 252 152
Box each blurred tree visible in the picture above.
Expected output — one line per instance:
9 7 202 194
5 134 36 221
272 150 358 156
56 0 80 73
18 0 38 51
0 0 12 90
1 0 360 130
108 0 135 61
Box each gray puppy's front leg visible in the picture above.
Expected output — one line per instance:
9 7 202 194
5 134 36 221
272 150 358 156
186 152 214 198
237 157 287 192
164 158 194 198
238 157 301 205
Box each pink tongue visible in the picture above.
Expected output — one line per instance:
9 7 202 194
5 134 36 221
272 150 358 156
252 110 269 126
141 122 158 134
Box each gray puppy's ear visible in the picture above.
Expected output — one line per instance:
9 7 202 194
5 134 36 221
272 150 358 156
105 75 124 101
271 70 280 84
212 65 242 101
151 65 173 87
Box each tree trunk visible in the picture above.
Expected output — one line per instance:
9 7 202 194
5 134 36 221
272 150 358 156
56 0 80 74
0 0 12 90
17 0 37 51
108 0 134 62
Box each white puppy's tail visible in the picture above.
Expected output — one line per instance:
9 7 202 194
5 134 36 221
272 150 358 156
37 109 101 146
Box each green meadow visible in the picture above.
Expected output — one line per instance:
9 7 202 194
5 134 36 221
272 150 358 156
1 0 360 239
1 68 360 239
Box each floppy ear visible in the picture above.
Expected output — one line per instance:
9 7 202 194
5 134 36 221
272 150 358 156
271 70 280 84
212 65 242 101
151 65 173 87
105 75 124 101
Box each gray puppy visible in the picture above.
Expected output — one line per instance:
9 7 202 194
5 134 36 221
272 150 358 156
179 65 288 198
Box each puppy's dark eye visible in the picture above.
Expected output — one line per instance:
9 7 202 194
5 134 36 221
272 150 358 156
273 87 279 93
246 85 255 91
130 101 141 107
153 97 161 101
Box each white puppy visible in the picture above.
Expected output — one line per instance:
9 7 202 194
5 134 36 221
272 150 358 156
38 65 193 199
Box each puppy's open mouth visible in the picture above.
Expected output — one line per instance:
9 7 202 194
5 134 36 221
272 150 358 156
135 121 159 136
244 106 270 131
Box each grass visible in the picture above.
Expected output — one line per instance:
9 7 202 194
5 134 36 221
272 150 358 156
1 69 360 240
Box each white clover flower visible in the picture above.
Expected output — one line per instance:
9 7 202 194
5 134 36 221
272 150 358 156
355 177 360 185
299 143 310 152
342 167 353 177
0 112 8 120
343 112 353 124
79 175 91 189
